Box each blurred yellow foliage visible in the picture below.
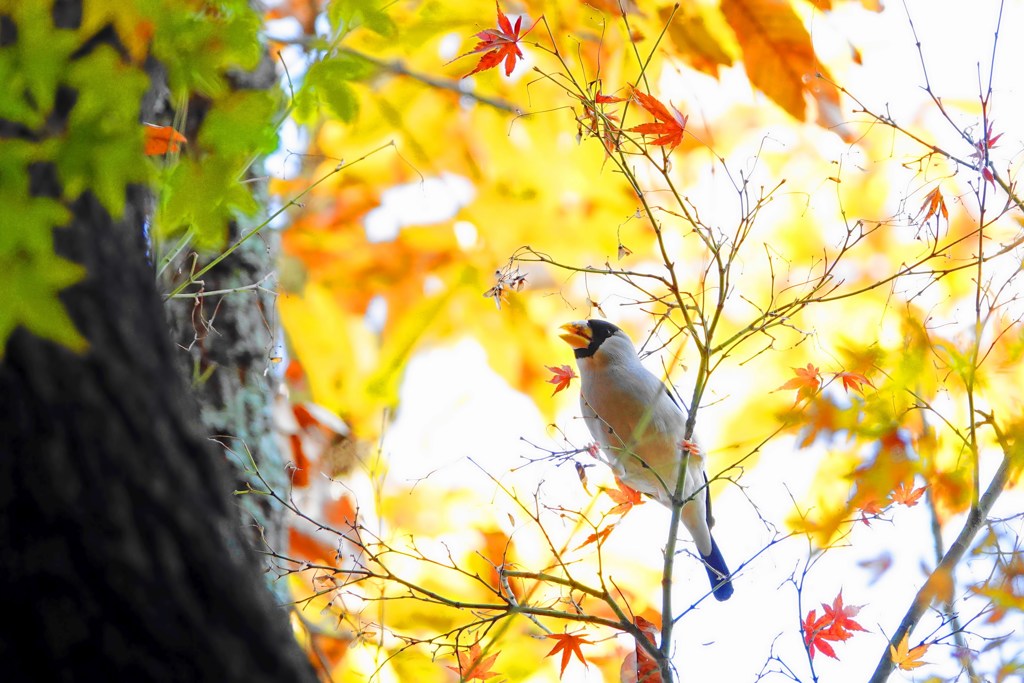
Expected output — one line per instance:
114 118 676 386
266 0 1024 679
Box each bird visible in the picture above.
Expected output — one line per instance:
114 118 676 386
558 319 734 601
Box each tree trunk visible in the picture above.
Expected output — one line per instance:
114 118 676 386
0 183 315 683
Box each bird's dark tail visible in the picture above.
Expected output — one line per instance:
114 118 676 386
701 537 734 601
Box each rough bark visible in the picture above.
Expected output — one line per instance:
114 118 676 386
159 48 291 581
163 220 291 562
0 182 315 683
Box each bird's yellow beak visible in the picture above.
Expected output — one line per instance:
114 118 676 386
558 321 591 349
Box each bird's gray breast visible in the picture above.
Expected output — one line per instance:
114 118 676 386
579 361 684 456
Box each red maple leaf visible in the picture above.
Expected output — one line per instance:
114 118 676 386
970 121 1003 162
802 608 838 660
603 476 644 516
546 364 578 396
821 592 867 639
627 89 688 149
775 363 821 403
576 89 626 154
545 631 592 677
802 591 868 660
143 123 187 155
970 122 1002 187
446 643 500 680
459 2 537 78
834 370 873 394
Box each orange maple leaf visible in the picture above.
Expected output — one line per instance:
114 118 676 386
857 495 886 524
973 556 1024 624
603 476 644 516
891 481 926 507
919 186 949 223
833 370 873 394
323 493 357 528
459 2 537 78
627 89 688 149
288 527 337 566
889 634 929 671
288 433 310 487
308 630 349 672
446 643 500 680
546 364 578 396
143 123 187 155
576 524 615 549
798 398 839 447
719 0 846 137
545 631 592 677
776 363 821 402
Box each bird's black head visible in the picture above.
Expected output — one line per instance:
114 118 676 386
575 319 622 359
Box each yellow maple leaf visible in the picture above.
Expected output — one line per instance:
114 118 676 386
889 634 929 671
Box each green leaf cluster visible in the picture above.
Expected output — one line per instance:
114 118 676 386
328 0 397 39
0 1 148 354
0 141 84 352
295 53 377 123
155 88 281 248
290 0 393 124
0 2 77 127
146 0 262 97
145 1 284 245
0 0 277 354
58 47 150 216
